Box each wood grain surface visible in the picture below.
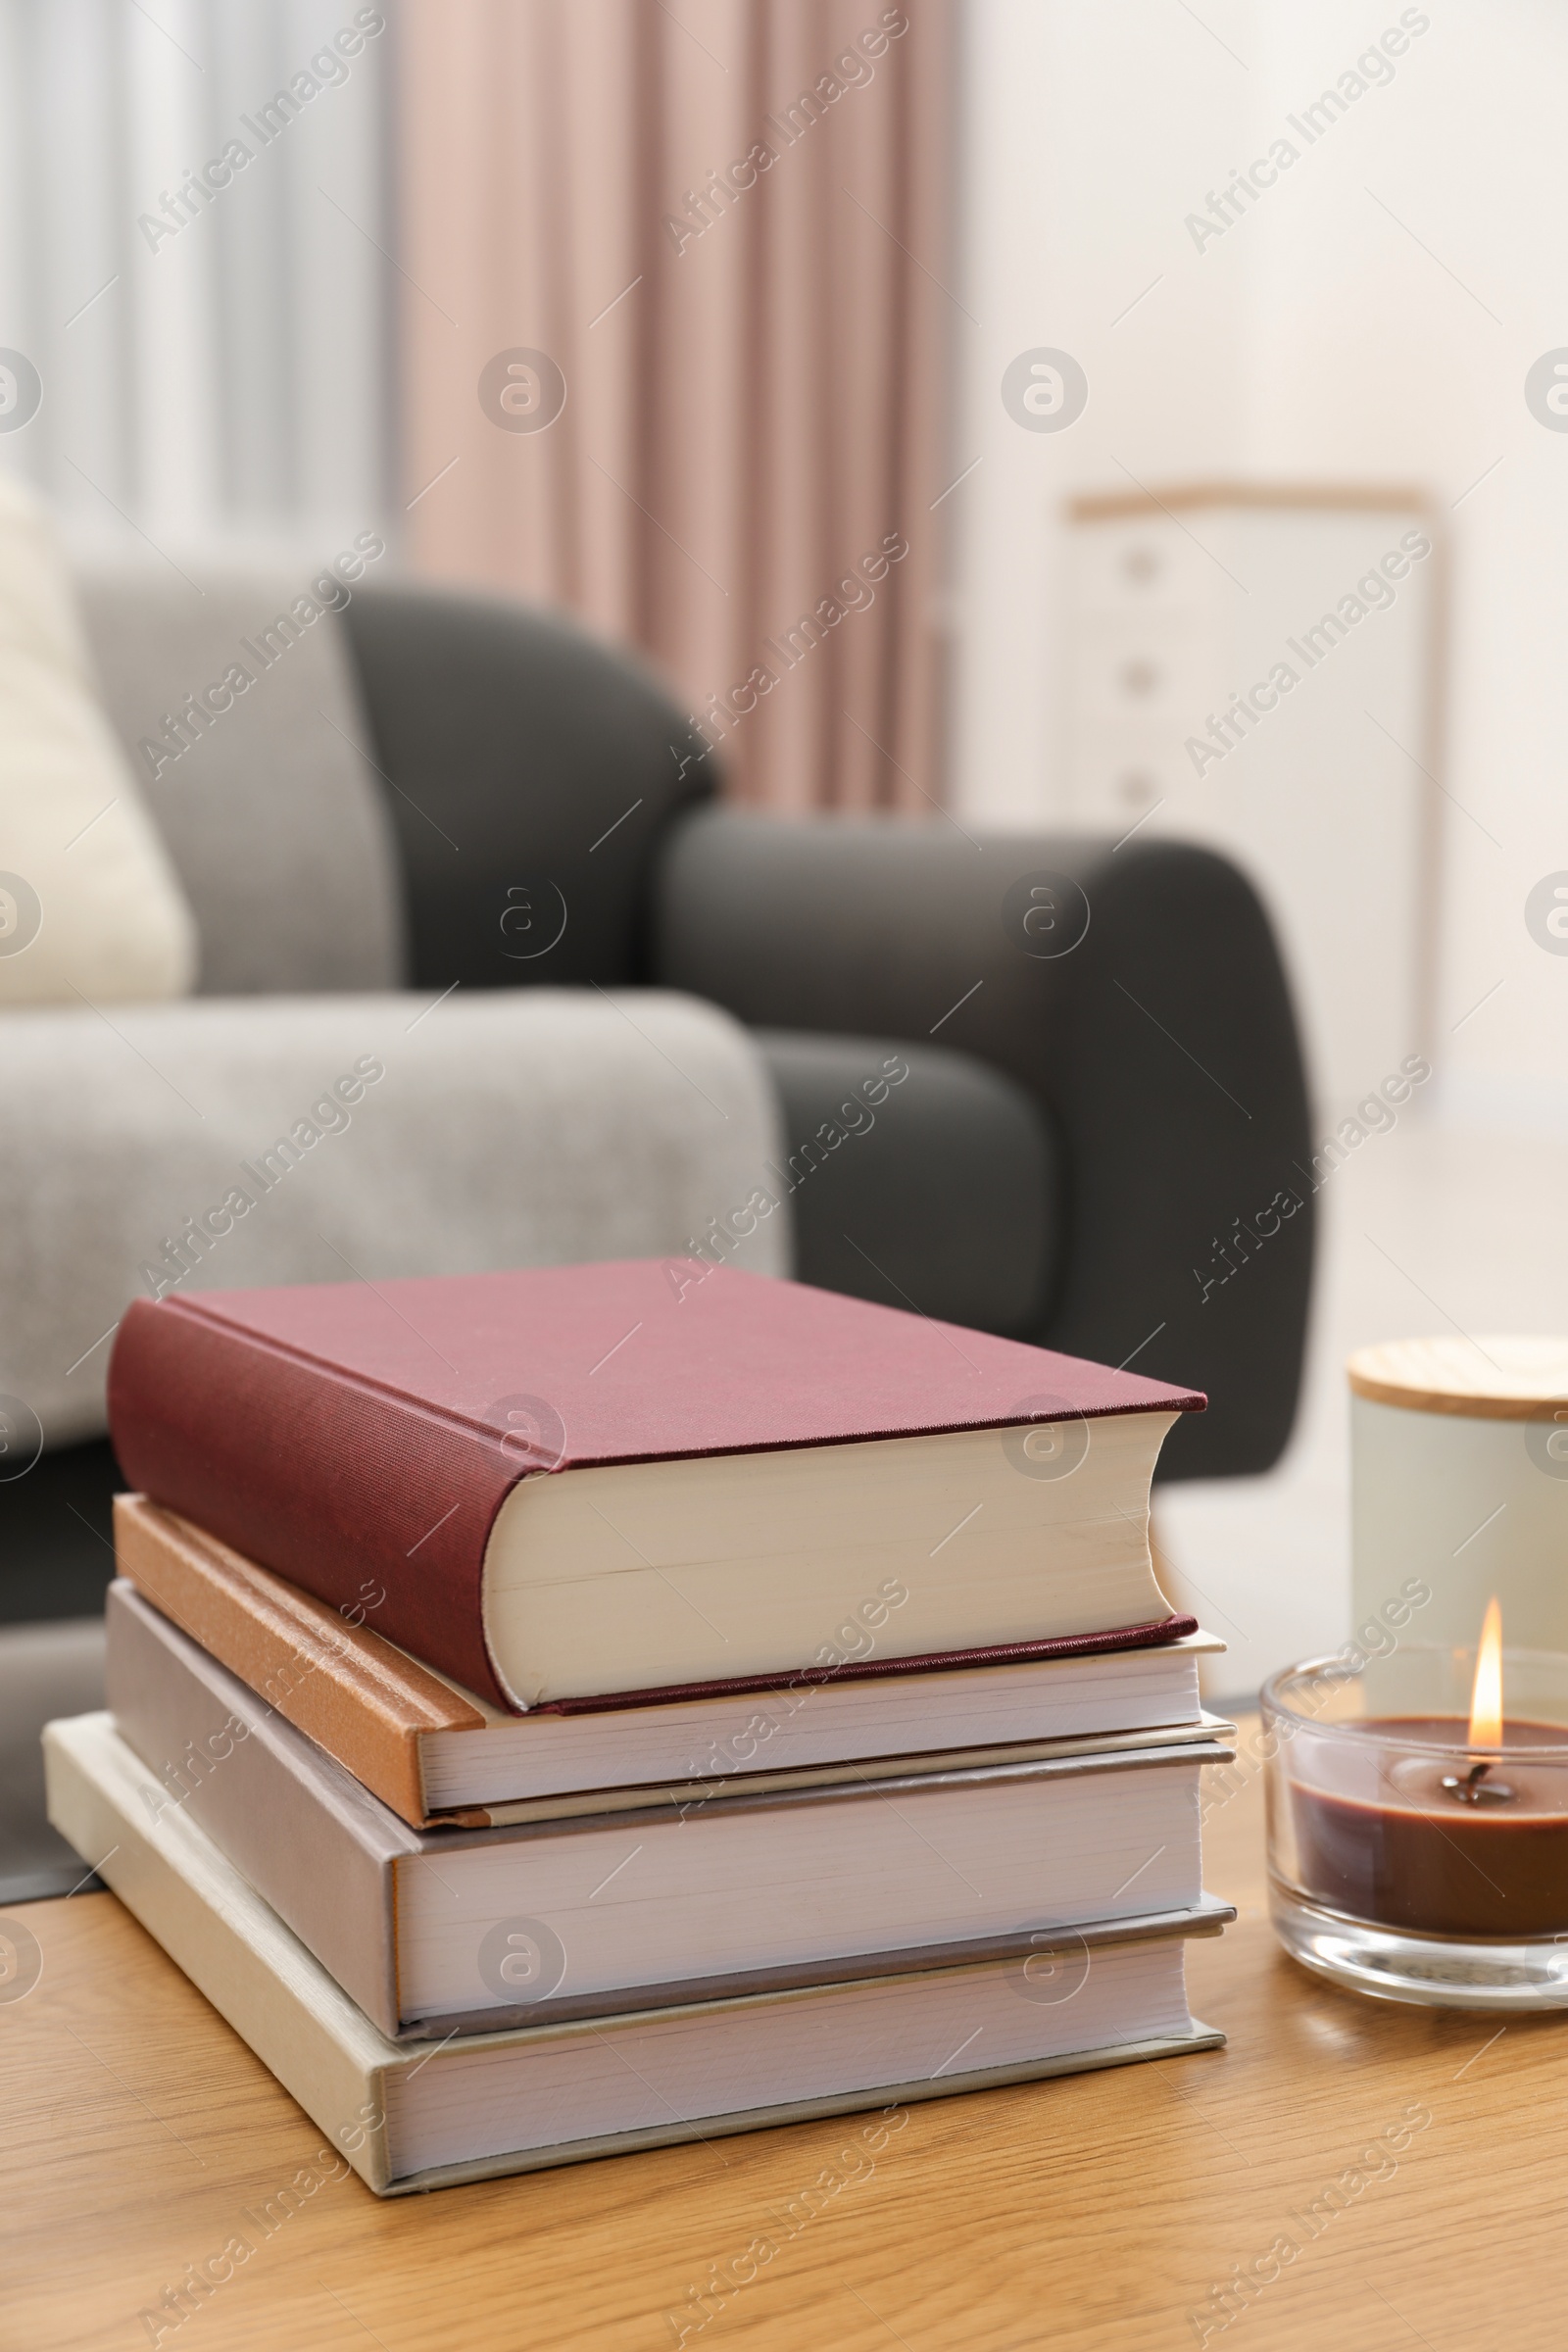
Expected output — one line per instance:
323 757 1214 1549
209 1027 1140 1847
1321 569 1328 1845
3 1722 1561 2352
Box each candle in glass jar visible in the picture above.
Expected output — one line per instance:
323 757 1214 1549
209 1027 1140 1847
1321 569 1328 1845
1286 1599 1568 1939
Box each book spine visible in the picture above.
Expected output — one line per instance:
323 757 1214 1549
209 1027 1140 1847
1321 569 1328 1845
108 1298 518 1706
43 1714 397 2194
113 1497 486 1830
106 1582 410 2036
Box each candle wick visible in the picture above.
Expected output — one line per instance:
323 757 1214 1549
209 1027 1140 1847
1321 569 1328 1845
1442 1756 1518 1806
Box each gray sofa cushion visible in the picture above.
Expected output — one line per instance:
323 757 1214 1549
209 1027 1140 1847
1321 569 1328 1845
74 568 405 995
0 988 787 1451
0 1618 105 1900
756 1032 1061 1338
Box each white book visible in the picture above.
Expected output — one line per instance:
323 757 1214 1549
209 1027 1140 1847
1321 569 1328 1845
45 1713 1227 2195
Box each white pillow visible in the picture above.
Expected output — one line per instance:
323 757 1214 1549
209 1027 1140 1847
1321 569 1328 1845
0 474 197 1004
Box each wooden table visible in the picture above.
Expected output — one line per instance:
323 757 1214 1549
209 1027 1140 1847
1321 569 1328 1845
4 1725 1563 2351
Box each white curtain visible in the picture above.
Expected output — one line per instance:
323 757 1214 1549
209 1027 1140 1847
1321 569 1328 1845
0 0 393 552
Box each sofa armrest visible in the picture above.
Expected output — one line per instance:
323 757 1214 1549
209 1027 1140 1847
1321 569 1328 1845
342 584 712 990
653 809 1314 1481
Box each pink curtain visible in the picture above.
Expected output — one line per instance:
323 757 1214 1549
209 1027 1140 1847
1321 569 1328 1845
397 0 955 811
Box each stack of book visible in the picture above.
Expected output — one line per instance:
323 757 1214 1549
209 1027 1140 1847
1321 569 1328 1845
46 1259 1234 2196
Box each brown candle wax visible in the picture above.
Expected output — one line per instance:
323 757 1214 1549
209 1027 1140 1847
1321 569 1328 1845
1287 1717 1568 1939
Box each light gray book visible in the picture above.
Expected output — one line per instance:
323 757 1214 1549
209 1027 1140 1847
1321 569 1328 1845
44 1711 1227 2197
106 1581 1234 2039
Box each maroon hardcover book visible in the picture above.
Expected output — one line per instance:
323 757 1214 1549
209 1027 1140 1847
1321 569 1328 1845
108 1260 1204 1710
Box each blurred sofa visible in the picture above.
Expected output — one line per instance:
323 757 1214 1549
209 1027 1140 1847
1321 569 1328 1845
0 569 1316 1628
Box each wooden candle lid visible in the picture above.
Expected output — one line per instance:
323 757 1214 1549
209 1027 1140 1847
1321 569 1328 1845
1348 1335 1568 1420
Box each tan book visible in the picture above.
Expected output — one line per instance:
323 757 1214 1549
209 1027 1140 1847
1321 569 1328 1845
115 1495 479 1828
44 1710 1226 2196
114 1496 1226 1831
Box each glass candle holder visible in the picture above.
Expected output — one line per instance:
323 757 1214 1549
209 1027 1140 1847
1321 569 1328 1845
1262 1643 1568 2009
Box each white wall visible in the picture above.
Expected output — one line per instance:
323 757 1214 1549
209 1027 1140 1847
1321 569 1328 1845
949 0 1255 823
951 0 1568 1127
950 0 1568 1695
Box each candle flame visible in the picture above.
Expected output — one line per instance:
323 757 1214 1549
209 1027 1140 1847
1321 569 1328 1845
1468 1595 1504 1748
